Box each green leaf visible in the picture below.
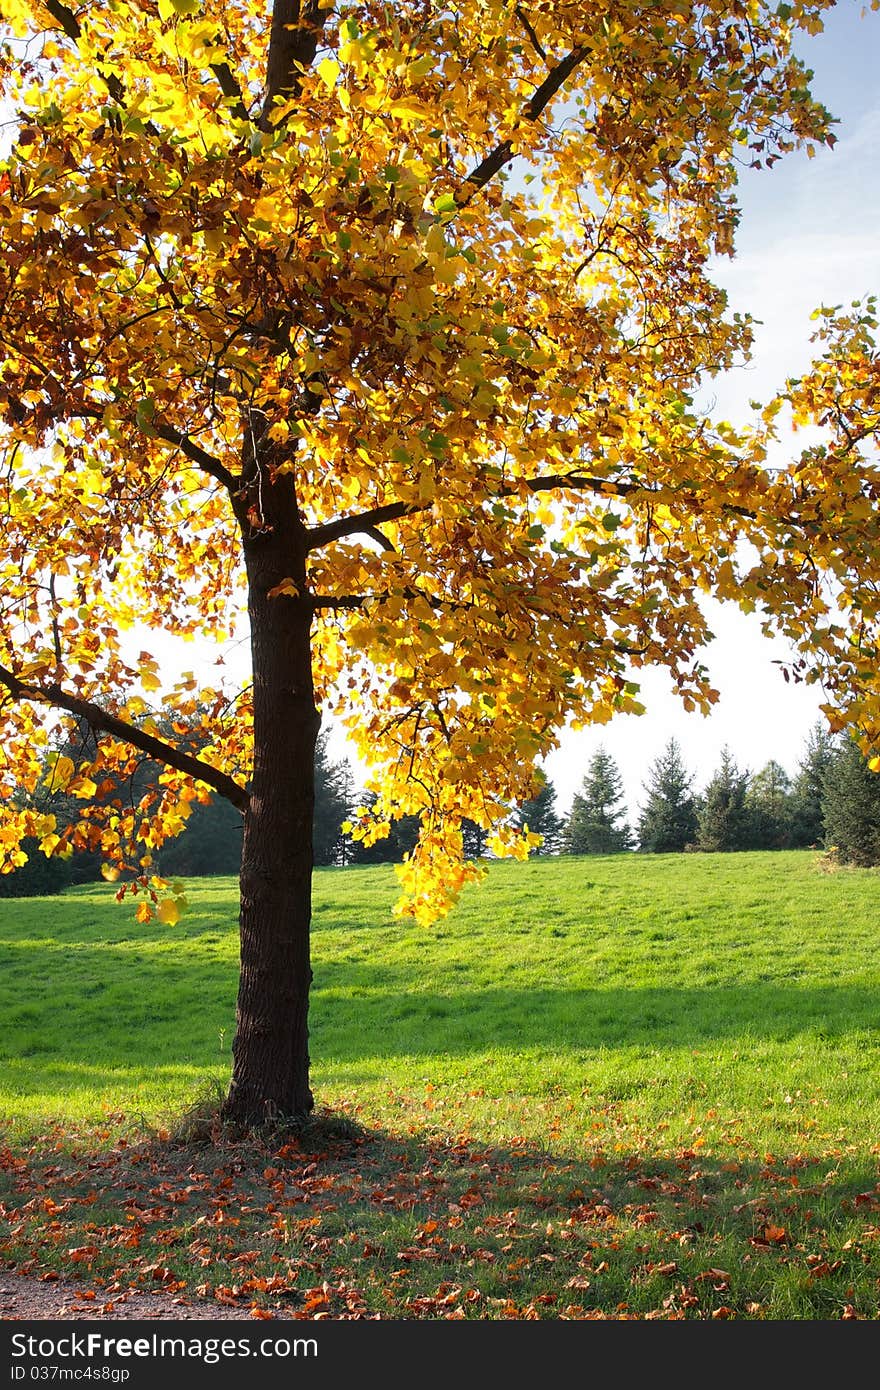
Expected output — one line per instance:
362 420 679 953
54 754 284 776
136 397 156 429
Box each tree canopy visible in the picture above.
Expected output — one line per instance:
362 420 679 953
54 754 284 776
0 0 878 1116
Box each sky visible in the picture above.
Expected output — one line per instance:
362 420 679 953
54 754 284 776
541 2 880 819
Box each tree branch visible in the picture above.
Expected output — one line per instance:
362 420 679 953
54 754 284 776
365 524 396 552
0 665 249 811
209 62 249 123
43 0 247 124
305 472 638 551
515 6 547 61
307 501 418 551
310 595 368 610
259 0 332 131
457 46 589 203
151 423 238 492
41 0 125 104
306 467 762 554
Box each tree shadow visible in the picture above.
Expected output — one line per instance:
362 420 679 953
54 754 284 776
312 978 880 1058
1 1116 879 1318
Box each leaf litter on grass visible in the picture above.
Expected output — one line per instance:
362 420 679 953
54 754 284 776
1 1100 880 1320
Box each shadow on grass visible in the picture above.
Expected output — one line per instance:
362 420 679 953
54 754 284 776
1 1115 879 1318
310 981 880 1057
4 975 880 1088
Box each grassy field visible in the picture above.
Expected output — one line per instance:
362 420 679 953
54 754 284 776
2 850 880 1319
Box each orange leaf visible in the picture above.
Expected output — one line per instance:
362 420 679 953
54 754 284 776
764 1224 787 1245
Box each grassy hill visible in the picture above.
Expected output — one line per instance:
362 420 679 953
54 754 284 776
2 850 880 1318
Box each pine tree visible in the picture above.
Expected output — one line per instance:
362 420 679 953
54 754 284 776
821 734 880 866
637 738 698 852
511 778 563 855
697 747 751 851
313 733 355 866
790 722 836 848
336 763 358 867
348 791 420 864
158 798 244 877
562 750 632 855
745 759 793 849
461 819 490 859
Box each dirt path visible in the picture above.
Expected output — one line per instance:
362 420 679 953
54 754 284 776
0 1272 287 1321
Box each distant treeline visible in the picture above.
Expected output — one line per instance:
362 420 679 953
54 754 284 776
2 721 878 896
556 728 880 864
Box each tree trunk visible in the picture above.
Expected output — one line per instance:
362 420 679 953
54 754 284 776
222 464 320 1126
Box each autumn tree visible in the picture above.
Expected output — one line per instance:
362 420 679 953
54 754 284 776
562 748 632 855
636 737 698 852
1 0 879 1122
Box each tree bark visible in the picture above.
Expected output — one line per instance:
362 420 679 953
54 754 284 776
222 461 320 1125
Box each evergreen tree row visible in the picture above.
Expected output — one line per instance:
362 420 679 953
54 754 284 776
560 725 880 864
3 720 879 894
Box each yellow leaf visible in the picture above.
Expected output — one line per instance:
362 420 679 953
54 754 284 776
157 898 180 926
251 196 278 224
268 577 299 598
49 755 75 790
317 58 340 90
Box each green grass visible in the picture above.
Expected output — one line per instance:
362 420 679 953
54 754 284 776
2 850 880 1318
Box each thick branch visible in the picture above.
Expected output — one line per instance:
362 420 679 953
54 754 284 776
305 473 638 551
151 423 238 492
0 665 249 811
307 501 416 550
42 0 125 103
306 467 762 554
259 0 331 130
310 595 368 610
210 62 249 123
44 0 246 123
42 0 80 41
458 46 589 202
